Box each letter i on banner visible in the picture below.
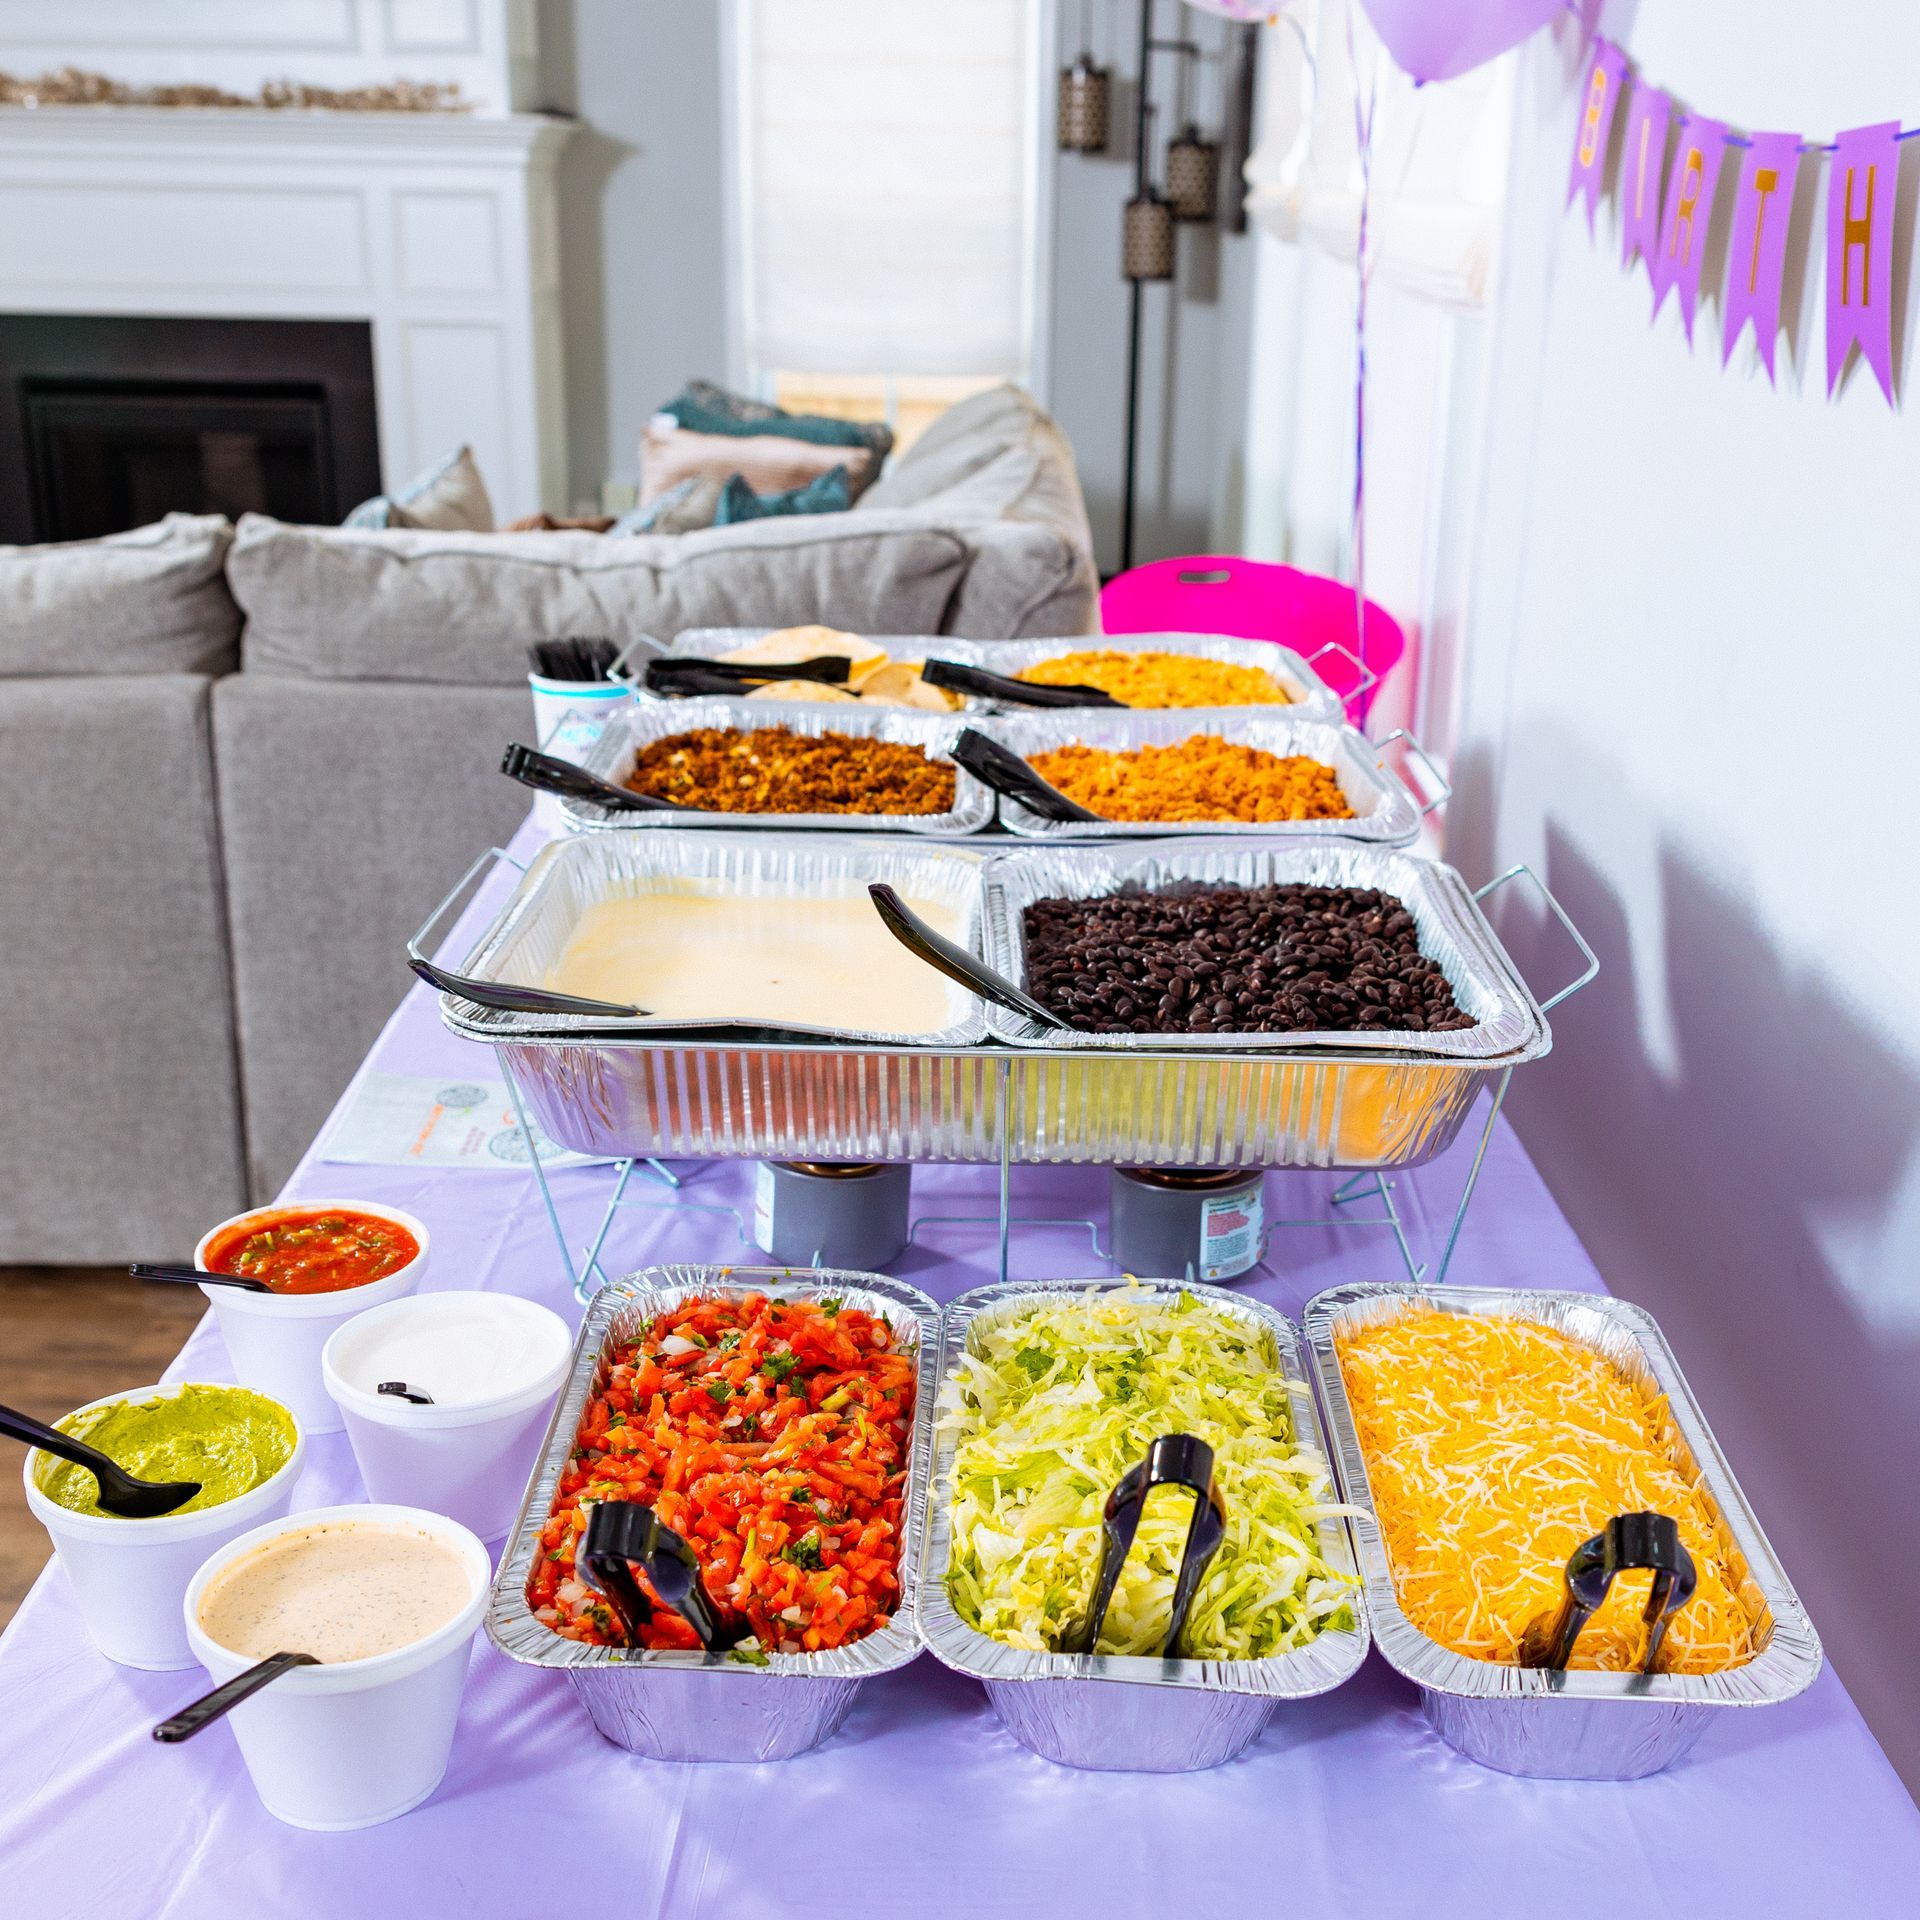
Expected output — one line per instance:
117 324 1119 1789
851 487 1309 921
1651 116 1729 336
1722 132 1802 380
1619 87 1673 280
1567 40 1628 233
1826 122 1900 401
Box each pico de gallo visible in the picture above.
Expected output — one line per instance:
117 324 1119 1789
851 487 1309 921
531 1291 915 1655
202 1206 419 1295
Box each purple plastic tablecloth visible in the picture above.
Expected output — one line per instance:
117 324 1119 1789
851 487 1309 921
3 827 1917 1918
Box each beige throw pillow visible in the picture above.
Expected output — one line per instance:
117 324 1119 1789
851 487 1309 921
640 419 876 507
387 445 495 532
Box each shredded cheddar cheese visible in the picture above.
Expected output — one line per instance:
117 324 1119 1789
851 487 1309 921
1336 1309 1758 1673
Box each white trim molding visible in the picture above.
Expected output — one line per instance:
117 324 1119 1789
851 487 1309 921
0 103 575 515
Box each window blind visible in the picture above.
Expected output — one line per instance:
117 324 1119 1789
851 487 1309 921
733 0 1044 378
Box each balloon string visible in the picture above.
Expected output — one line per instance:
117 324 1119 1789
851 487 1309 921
1345 4 1379 699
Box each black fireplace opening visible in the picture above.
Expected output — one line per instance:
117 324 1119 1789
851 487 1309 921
0 315 381 544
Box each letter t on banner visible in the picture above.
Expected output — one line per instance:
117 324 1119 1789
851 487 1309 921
1619 87 1673 280
1651 116 1729 337
1722 133 1802 381
1567 40 1628 233
1826 122 1899 402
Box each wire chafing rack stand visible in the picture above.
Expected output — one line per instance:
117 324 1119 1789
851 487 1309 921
488 860 1593 1306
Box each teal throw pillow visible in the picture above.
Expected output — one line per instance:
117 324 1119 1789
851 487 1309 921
713 466 852 525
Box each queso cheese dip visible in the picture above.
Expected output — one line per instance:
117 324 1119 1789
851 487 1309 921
545 885 964 1034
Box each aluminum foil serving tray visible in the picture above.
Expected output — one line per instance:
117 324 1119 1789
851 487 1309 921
558 695 996 837
983 708 1429 842
486 1265 940 1762
1303 1283 1822 1780
431 839 1565 1170
918 1279 1369 1771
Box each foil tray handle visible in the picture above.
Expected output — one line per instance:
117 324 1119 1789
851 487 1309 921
580 1500 749 1653
1369 728 1451 818
1471 864 1601 1013
1520 1512 1699 1675
1062 1433 1227 1659
1304 637 1377 718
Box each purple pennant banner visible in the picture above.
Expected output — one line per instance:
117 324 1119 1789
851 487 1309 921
1826 121 1900 401
1566 39 1628 233
1619 86 1672 278
1721 132 1801 380
1650 115 1729 336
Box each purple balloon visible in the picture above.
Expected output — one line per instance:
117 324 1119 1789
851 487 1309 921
1358 0 1565 83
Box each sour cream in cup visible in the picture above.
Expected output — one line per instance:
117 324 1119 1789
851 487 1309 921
181 1505 490 1830
322 1293 573 1541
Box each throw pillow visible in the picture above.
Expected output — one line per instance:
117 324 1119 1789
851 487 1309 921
640 420 875 507
608 473 725 537
341 444 495 532
665 379 894 465
713 467 851 525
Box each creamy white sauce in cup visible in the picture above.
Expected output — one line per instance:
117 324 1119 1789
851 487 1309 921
195 1518 474 1664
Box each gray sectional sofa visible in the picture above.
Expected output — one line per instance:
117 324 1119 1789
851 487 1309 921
0 386 1096 1260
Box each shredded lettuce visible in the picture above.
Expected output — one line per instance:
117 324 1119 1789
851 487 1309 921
939 1288 1357 1659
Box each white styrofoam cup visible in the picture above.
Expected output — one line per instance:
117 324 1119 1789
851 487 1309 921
180 1503 491 1830
195 1201 430 1434
321 1292 572 1541
22 1383 305 1670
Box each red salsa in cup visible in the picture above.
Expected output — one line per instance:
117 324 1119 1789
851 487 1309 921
203 1208 419 1296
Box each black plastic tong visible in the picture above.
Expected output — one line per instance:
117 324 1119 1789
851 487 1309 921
949 728 1103 824
1062 1434 1226 1658
501 742 683 814
579 1500 747 1652
1520 1511 1699 1674
919 659 1124 709
642 654 855 698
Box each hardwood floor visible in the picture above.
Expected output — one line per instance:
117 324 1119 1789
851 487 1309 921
0 1268 205 1630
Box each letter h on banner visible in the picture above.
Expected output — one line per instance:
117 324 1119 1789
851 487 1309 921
1825 121 1900 401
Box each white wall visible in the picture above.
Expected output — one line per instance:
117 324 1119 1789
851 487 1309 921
1454 5 1920 1791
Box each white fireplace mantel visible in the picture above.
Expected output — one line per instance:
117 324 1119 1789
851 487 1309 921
0 102 575 516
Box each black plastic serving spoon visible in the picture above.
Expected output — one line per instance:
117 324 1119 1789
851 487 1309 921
500 743 690 815
867 883 1068 1030
153 1652 318 1743
0 1401 202 1518
949 728 1104 824
919 659 1125 709
129 1262 273 1294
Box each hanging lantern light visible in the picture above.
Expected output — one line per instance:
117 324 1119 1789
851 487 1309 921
1057 53 1111 153
1165 122 1219 222
1122 187 1176 282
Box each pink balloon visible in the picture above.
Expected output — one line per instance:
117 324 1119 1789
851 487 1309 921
1357 0 1565 83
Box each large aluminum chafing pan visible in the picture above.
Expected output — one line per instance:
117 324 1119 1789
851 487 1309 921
917 1278 1368 1771
980 708 1434 844
486 1265 939 1762
614 629 1002 709
982 840 1546 1060
968 632 1356 721
429 831 992 1051
1303 1283 1823 1779
557 696 996 836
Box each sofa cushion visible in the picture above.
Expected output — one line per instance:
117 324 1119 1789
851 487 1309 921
228 511 972 685
213 676 532 1199
0 674 246 1258
861 384 1067 512
0 514 241 676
